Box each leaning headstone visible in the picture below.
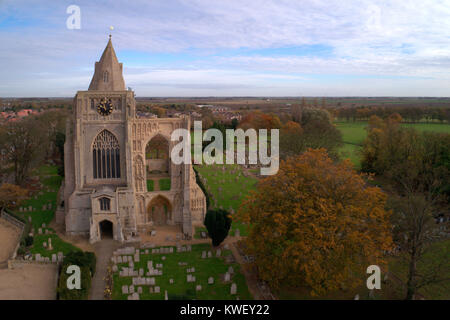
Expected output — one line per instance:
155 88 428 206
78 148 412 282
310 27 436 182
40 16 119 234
230 283 237 295
208 277 214 284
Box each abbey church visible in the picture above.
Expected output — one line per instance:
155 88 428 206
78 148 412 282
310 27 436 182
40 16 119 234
63 37 206 243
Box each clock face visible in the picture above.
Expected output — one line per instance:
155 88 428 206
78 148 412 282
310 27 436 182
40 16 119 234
97 98 113 116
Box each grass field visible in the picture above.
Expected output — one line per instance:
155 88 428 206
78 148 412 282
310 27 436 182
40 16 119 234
194 164 258 236
277 240 450 300
335 121 450 168
30 231 82 258
15 164 83 258
112 243 252 300
16 165 61 231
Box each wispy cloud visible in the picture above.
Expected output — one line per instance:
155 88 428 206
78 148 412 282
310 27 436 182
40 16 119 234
1 0 450 96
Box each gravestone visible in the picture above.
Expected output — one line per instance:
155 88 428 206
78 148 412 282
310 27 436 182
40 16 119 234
216 249 221 257
230 283 237 295
137 287 143 294
165 290 168 300
122 285 128 294
196 285 202 291
154 286 160 293
129 285 135 293
208 277 214 284
207 251 212 258
51 254 57 263
169 279 174 284
228 266 234 274
235 229 240 237
38 228 43 235
224 272 231 282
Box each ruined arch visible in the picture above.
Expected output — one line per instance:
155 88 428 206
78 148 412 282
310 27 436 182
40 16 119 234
147 195 172 225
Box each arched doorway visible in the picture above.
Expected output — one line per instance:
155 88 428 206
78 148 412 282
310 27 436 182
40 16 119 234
99 220 113 239
148 195 172 225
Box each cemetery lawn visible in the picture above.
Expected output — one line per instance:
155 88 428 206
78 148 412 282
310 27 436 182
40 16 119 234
30 231 82 258
112 243 252 300
194 164 258 237
16 165 61 230
194 226 208 239
15 164 84 258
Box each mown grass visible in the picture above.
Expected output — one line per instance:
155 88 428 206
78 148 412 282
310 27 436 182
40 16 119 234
16 165 61 231
112 243 252 300
159 178 171 191
30 231 82 258
194 164 258 236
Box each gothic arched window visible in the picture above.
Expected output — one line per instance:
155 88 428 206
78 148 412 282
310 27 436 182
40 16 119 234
99 197 110 211
92 130 121 179
103 71 109 83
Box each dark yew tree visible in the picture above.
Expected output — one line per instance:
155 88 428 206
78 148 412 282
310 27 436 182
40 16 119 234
204 209 232 247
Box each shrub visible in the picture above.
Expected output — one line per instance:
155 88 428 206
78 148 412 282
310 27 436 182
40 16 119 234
57 251 96 300
204 209 232 247
24 235 34 247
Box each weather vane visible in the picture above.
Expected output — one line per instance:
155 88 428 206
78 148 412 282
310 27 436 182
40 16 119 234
109 26 114 39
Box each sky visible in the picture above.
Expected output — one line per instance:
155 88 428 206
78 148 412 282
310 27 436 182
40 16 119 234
2 0 450 97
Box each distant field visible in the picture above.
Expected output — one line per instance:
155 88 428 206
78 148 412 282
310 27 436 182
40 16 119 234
335 121 450 169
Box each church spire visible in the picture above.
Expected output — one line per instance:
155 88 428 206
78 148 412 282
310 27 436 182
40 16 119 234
88 36 126 91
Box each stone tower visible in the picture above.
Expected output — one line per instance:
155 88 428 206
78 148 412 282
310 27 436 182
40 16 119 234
63 37 206 243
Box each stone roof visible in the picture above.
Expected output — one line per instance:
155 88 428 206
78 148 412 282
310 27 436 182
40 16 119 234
88 36 126 91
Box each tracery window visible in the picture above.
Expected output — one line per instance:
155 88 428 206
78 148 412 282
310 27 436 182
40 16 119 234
99 197 110 211
92 130 121 179
103 71 109 83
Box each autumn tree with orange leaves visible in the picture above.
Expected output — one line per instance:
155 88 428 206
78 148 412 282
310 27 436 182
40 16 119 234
238 149 393 296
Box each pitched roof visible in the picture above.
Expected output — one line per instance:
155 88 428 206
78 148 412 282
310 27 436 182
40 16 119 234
88 36 126 91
